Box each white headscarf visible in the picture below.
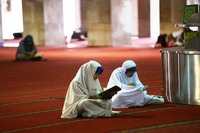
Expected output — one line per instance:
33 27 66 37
107 60 144 89
61 60 103 118
121 60 136 74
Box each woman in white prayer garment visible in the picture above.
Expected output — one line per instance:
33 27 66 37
106 60 164 108
61 60 120 118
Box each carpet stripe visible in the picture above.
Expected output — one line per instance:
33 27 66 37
109 119 200 133
0 105 188 133
0 76 162 89
0 87 67 97
0 98 54 106
0 79 67 89
0 108 61 119
0 85 162 97
0 105 186 119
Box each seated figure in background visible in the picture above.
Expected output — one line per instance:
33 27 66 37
107 60 164 108
155 29 185 47
15 34 44 61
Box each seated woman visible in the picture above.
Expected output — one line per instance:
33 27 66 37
107 60 164 108
15 34 44 61
61 60 120 118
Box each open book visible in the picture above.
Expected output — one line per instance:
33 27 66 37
99 85 121 99
35 52 43 57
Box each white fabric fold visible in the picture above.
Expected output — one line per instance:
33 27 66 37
61 60 112 118
107 60 153 108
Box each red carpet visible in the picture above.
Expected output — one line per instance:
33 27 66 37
0 44 200 133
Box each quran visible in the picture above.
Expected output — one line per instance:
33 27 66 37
99 85 121 99
183 4 198 24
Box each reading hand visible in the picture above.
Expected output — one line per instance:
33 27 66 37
117 83 122 88
128 82 136 86
142 85 149 91
89 95 102 99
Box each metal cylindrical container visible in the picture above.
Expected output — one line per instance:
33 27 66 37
182 51 200 105
160 47 200 105
160 47 185 103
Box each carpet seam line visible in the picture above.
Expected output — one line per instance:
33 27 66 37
0 105 188 132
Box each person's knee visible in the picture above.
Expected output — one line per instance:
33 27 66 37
16 54 29 61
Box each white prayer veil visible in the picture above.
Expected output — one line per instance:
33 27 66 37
107 60 143 89
61 60 103 118
73 60 102 95
121 60 136 74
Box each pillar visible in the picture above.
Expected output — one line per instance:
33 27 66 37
138 0 150 37
80 0 87 33
111 0 132 46
86 0 132 47
43 0 65 46
0 2 3 43
131 0 139 37
22 0 44 46
160 0 185 34
86 0 112 46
